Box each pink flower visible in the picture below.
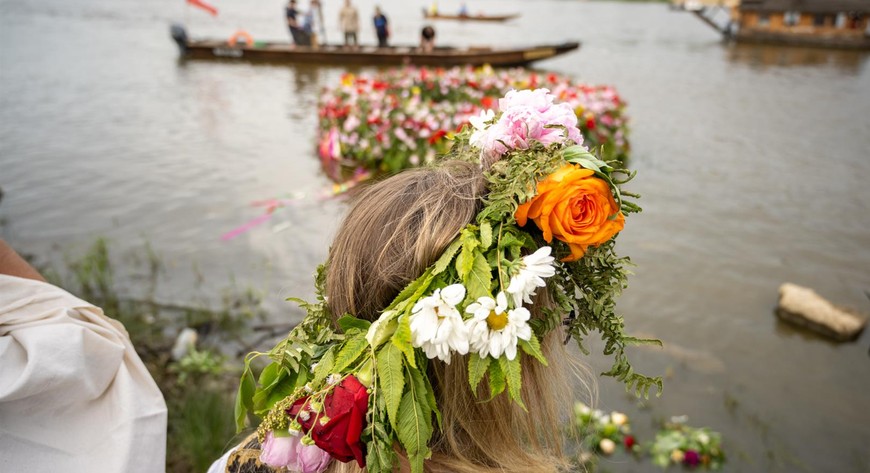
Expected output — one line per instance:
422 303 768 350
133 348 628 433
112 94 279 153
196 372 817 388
683 449 701 467
260 431 331 473
470 88 583 164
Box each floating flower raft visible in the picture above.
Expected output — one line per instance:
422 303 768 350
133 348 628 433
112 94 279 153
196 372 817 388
317 66 631 182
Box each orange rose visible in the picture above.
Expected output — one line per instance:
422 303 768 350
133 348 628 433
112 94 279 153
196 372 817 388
515 164 624 262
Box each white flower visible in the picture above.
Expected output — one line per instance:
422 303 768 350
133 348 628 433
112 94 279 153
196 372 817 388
611 412 628 427
506 246 556 307
468 109 496 150
465 293 532 360
409 284 469 364
697 432 710 445
599 438 616 455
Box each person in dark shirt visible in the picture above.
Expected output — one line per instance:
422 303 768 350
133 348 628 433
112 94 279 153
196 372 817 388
420 25 436 52
373 6 389 47
286 0 310 46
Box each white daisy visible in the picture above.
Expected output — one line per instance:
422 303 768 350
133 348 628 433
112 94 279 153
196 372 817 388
506 246 556 307
409 284 469 363
465 293 532 360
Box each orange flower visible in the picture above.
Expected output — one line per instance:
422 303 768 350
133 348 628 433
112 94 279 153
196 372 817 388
515 164 624 262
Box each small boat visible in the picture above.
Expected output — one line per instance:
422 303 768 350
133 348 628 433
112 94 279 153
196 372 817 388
170 26 579 67
422 11 520 22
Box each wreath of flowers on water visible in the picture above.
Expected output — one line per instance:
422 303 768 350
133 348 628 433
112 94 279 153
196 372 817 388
572 404 725 470
318 66 631 183
236 88 661 473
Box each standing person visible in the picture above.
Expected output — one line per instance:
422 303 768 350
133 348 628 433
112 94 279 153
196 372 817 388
0 239 168 473
286 0 309 46
339 0 360 48
303 0 325 47
373 6 389 48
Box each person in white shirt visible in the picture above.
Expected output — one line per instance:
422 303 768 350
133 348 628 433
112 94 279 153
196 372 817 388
0 240 168 473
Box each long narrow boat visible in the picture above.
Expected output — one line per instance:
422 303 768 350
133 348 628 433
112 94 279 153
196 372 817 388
422 12 520 22
171 27 579 67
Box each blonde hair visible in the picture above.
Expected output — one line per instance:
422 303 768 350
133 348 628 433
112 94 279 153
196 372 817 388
326 161 583 473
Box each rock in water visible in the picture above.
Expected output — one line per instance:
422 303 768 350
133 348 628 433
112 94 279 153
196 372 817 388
776 283 867 342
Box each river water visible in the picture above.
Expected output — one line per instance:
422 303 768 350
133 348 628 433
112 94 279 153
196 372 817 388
1 0 869 471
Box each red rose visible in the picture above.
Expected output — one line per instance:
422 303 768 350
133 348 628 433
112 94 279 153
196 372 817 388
288 376 369 467
623 434 635 450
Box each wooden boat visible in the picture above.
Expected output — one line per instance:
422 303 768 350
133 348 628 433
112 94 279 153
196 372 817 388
422 11 520 22
170 27 579 67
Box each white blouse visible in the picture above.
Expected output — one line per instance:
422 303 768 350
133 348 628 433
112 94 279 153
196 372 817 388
0 274 167 473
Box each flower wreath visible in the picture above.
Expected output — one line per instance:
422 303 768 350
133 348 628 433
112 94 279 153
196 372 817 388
235 89 662 473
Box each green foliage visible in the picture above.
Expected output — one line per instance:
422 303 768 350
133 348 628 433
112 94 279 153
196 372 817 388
170 388 239 473
172 348 225 385
561 240 663 398
377 343 405 432
498 356 526 410
468 353 490 392
519 334 547 366
332 331 368 373
397 365 434 473
473 142 565 225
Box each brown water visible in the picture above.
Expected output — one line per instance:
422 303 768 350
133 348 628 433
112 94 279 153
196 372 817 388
1 0 869 471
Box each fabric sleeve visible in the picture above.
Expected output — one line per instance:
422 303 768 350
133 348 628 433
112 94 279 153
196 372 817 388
0 274 168 473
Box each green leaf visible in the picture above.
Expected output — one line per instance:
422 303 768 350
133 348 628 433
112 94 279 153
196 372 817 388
519 334 548 366
432 238 462 275
366 434 396 473
468 353 491 393
396 392 432 473
562 145 610 172
422 370 442 428
377 343 406 432
464 252 493 301
337 315 371 332
406 363 432 419
456 244 475 278
332 333 368 373
253 363 297 414
488 360 506 398
385 271 434 312
312 346 335 385
499 356 526 410
256 362 282 390
392 315 417 369
480 221 493 250
367 313 398 349
255 372 298 415
234 359 256 432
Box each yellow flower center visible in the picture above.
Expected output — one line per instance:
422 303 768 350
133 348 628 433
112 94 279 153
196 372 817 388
486 310 509 331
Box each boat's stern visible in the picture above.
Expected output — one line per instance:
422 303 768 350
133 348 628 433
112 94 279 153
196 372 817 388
170 23 189 55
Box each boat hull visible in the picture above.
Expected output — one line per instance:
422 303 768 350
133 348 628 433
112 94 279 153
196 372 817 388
422 13 520 22
177 41 580 67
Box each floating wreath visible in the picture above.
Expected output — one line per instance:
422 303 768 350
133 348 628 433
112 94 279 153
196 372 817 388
318 66 631 182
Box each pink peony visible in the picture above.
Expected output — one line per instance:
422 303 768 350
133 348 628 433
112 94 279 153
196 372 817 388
470 88 583 164
260 431 331 473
